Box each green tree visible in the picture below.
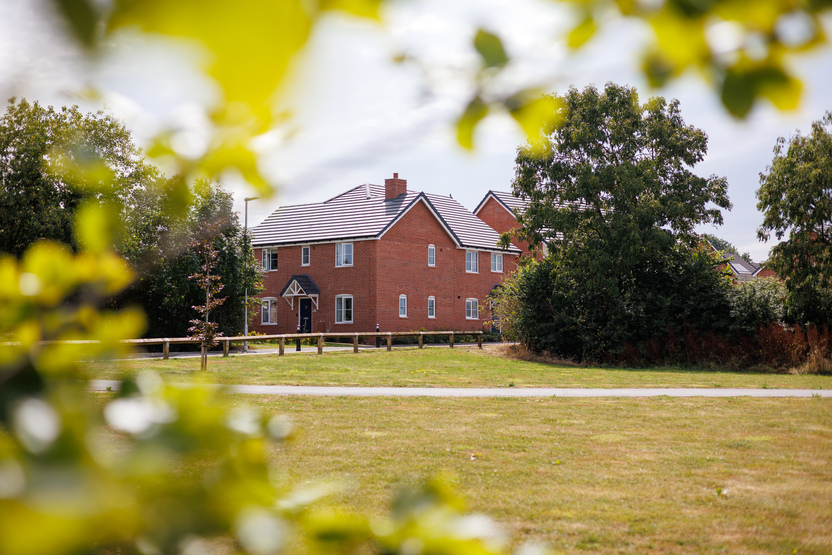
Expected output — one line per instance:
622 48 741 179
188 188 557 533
757 111 832 327
188 221 228 371
0 98 155 257
117 179 260 340
503 83 732 360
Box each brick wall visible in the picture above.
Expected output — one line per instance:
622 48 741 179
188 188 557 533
475 196 539 258
254 240 378 334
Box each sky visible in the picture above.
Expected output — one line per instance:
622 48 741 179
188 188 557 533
2 0 831 262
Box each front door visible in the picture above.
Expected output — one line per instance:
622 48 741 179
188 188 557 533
299 298 312 333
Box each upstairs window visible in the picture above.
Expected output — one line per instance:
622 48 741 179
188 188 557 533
301 246 310 266
336 243 353 267
491 253 503 273
399 295 408 318
262 249 278 271
465 251 478 273
428 244 436 267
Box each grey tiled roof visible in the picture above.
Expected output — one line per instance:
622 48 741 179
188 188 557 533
252 184 518 253
727 254 761 281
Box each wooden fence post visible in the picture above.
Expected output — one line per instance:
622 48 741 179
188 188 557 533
163 340 170 360
353 334 359 353
478 333 483 349
223 340 229 357
386 333 392 351
317 334 323 354
449 332 454 348
279 337 284 356
418 332 423 349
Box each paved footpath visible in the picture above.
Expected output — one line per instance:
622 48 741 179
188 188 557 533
89 380 832 398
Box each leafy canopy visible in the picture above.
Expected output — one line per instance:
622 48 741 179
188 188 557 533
757 111 832 325
501 83 732 360
0 98 154 257
511 83 731 256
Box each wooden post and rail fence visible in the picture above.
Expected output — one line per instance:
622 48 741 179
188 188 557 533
33 330 485 360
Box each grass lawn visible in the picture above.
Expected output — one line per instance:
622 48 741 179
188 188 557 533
253 395 832 554
88 346 832 390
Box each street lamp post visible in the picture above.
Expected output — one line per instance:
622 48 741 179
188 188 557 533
243 196 258 352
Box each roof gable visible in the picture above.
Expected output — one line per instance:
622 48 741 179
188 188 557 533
474 190 528 218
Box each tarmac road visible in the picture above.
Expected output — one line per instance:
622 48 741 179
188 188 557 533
88 380 832 398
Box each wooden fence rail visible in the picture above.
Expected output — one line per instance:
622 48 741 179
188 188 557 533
38 330 484 359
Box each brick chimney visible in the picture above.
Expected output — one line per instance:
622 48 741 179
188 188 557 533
385 172 407 199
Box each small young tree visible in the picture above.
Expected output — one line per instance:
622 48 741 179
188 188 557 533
188 223 227 371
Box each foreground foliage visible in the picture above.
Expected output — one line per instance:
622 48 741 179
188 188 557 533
1 374 525 555
4 1 832 553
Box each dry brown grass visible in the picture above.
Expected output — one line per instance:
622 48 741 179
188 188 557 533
484 343 582 367
255 395 832 554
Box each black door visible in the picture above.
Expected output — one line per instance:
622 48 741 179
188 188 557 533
299 298 312 333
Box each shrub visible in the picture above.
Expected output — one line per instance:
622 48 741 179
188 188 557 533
727 278 787 335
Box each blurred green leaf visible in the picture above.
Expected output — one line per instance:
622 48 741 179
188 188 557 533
51 0 99 48
721 69 755 118
74 201 120 254
456 96 489 150
474 29 509 68
567 15 597 49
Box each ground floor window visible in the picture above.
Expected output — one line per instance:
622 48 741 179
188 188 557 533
465 298 479 320
335 295 353 324
261 298 277 324
428 296 435 318
399 294 408 317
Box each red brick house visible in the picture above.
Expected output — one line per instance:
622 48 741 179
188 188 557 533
473 190 539 257
250 175 520 334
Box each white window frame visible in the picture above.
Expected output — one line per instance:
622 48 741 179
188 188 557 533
491 252 503 273
301 246 310 266
336 242 353 267
428 244 436 267
428 296 436 319
466 251 478 273
335 294 353 324
262 249 278 271
399 294 408 318
465 298 479 320
261 298 277 325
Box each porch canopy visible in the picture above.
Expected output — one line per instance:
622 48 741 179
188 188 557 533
280 274 321 310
